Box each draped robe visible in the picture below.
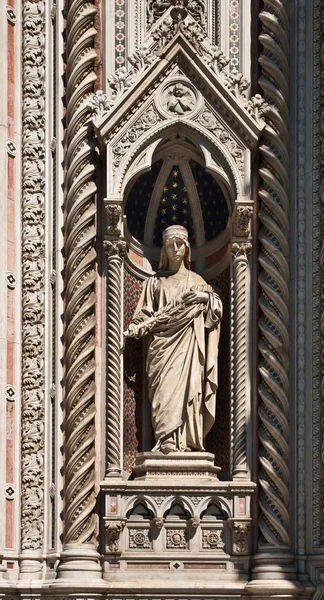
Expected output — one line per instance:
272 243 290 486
131 268 222 451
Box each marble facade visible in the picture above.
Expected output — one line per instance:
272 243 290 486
0 1 321 599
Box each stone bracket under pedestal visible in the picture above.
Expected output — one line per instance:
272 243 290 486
100 476 256 584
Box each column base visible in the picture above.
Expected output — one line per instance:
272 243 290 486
19 556 43 580
56 544 102 580
251 550 296 580
246 579 304 597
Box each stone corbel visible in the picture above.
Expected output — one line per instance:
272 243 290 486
104 202 123 237
189 516 200 529
103 200 127 478
105 519 126 554
231 200 253 480
153 516 165 532
233 201 253 238
232 521 250 556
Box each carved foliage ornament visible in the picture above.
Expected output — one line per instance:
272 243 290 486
21 0 46 555
112 108 161 171
196 110 244 175
234 206 253 237
105 204 122 236
90 10 253 124
147 0 206 30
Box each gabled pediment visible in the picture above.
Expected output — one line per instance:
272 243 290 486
92 32 264 150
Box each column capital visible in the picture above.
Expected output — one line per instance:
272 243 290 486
104 239 127 259
232 241 252 261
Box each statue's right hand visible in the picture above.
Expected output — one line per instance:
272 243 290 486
124 323 138 338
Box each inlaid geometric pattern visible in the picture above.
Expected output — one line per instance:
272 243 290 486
115 0 126 68
229 0 240 73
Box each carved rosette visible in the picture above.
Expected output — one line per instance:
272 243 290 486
21 0 46 574
104 239 126 477
232 242 251 479
129 528 151 549
59 0 100 576
202 529 225 550
258 0 290 549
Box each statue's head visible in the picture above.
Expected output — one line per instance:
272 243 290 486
158 225 191 270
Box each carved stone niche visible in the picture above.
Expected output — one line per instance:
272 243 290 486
93 22 262 593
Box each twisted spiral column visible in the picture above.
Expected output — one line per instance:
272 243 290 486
232 242 251 479
104 240 126 478
256 0 291 565
58 0 101 578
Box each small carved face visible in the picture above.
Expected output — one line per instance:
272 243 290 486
164 237 186 265
173 84 184 97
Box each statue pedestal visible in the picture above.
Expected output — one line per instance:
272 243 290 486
132 451 221 480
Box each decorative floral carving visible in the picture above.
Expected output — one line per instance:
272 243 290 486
128 45 156 71
202 529 225 550
152 15 174 51
104 240 127 259
245 94 269 126
166 529 187 549
89 90 113 122
196 110 244 174
233 523 249 555
181 19 205 54
108 66 135 99
190 496 204 506
234 206 253 237
105 521 125 553
129 528 151 549
228 71 249 99
105 204 122 236
162 83 196 115
232 242 252 261
21 0 46 568
147 0 206 30
112 108 161 171
206 45 229 76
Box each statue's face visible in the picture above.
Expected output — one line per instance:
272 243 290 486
164 236 186 265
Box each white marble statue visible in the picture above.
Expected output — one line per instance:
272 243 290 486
125 225 222 454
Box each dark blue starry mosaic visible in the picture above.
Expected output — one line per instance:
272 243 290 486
125 159 163 241
189 159 229 241
153 165 195 247
125 158 229 247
